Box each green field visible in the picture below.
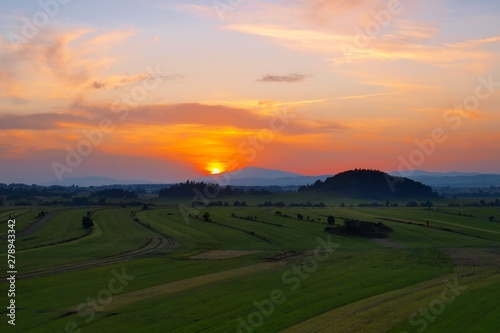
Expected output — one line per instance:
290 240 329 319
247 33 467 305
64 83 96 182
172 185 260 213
1 199 499 332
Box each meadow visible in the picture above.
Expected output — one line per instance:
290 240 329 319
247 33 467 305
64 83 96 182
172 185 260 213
1 195 499 333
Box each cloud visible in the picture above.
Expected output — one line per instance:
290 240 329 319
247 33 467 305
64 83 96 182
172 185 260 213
0 101 347 154
333 39 498 67
217 1 500 71
304 0 387 28
0 28 138 105
446 36 500 49
335 91 401 100
381 19 438 43
90 72 180 90
308 0 376 13
0 112 92 130
92 81 107 89
226 24 347 52
258 73 309 83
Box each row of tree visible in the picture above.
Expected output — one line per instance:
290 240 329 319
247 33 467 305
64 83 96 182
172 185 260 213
192 200 248 207
159 182 245 198
89 189 138 199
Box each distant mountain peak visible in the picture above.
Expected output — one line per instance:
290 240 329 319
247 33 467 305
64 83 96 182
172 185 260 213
389 170 483 178
197 166 332 186
221 166 303 179
42 176 150 187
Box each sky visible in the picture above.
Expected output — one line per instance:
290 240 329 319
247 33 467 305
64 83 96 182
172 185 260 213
0 0 499 184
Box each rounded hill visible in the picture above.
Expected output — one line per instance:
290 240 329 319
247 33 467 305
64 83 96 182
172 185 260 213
298 169 437 199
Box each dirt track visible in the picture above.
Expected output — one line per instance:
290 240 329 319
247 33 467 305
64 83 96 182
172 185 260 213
187 250 260 260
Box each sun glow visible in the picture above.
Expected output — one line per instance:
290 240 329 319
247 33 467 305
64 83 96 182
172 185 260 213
206 162 226 175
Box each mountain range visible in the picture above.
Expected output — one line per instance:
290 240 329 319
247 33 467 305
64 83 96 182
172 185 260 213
389 171 500 187
38 167 500 187
41 176 152 187
197 167 332 186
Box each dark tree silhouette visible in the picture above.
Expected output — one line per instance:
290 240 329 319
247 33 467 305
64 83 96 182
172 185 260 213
82 216 94 229
326 218 392 238
203 212 210 222
423 200 434 210
327 216 336 225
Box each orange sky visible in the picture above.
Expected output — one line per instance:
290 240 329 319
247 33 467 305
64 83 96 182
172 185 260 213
1 0 500 183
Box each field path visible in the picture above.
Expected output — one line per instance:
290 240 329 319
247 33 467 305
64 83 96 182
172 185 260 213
187 250 261 260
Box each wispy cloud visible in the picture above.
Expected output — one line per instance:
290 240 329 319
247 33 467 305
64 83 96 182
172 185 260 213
0 112 90 130
446 36 500 49
364 81 443 91
258 73 310 83
387 20 438 42
203 98 328 109
335 91 401 100
0 28 138 107
90 72 180 90
217 1 500 71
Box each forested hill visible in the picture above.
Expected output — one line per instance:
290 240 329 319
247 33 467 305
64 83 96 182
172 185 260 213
298 169 437 199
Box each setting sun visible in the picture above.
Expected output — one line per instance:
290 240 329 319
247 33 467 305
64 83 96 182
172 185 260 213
205 162 226 175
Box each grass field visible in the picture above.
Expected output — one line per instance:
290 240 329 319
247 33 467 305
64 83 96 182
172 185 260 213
1 198 499 332
0 208 52 237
